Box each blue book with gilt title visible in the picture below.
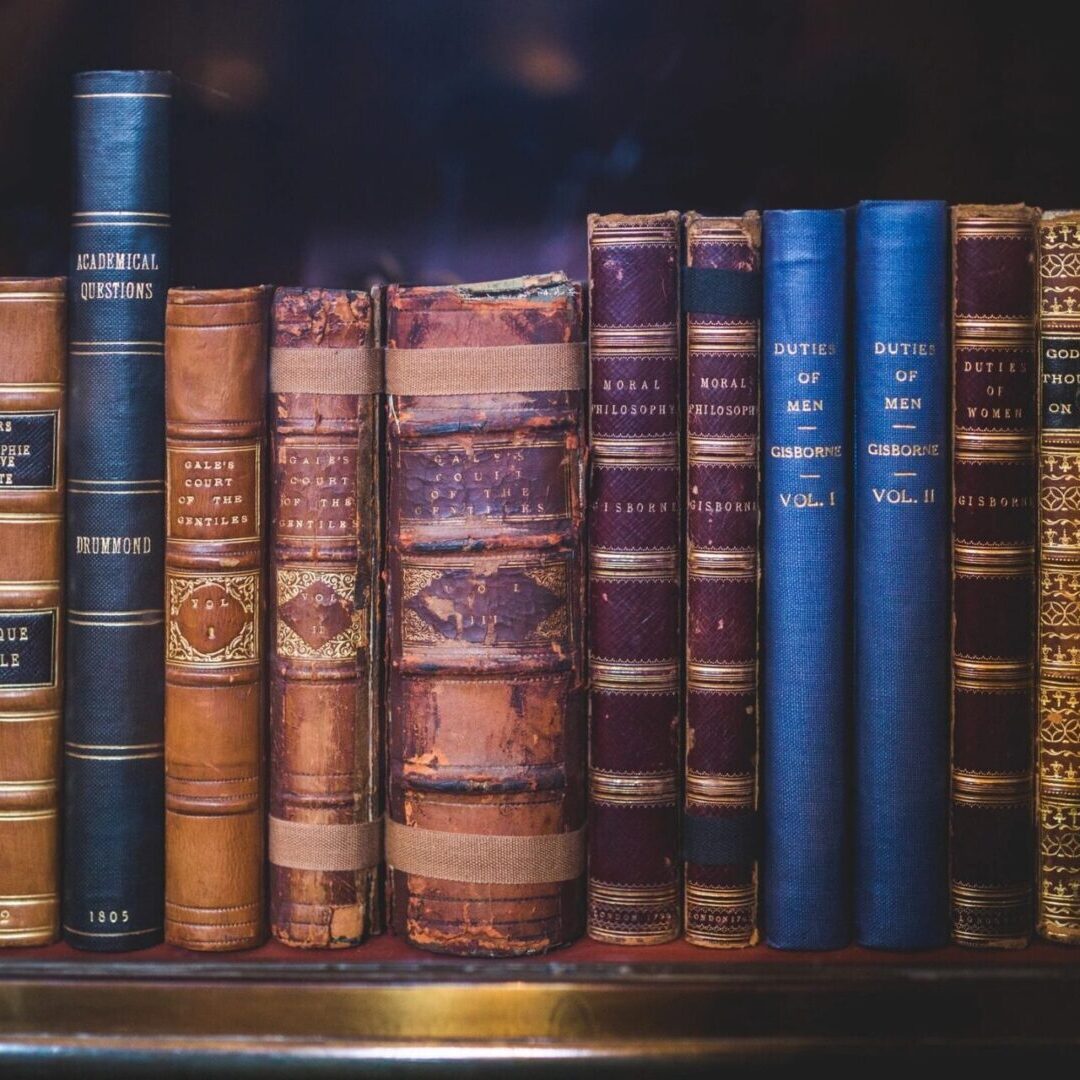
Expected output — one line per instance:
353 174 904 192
853 200 949 949
762 209 850 949
63 71 171 950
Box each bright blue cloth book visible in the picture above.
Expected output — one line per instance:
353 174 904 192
762 209 850 949
852 200 949 948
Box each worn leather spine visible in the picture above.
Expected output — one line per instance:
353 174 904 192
268 287 382 947
64 70 171 951
164 286 270 951
0 278 65 946
951 205 1038 948
761 210 851 950
1038 211 1080 943
385 275 587 956
587 213 681 944
682 212 761 948
854 200 949 949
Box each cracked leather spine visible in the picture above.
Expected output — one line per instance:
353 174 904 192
164 285 270 951
587 212 681 944
0 277 65 947
63 70 170 951
385 275 586 956
268 287 382 947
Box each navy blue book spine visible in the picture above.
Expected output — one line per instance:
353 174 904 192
853 200 949 948
761 209 850 949
63 70 171 951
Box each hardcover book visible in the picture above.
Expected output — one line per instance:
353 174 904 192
164 285 270 951
682 212 761 948
384 274 587 957
761 209 850 950
1037 211 1080 944
951 204 1038 948
64 69 171 951
587 212 681 945
853 200 949 949
0 277 66 947
268 287 383 947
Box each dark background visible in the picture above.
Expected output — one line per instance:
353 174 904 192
0 0 1070 287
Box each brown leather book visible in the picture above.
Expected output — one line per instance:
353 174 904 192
384 274 587 956
0 278 65 946
951 205 1038 947
682 213 761 948
587 213 681 944
1038 212 1080 943
268 287 383 947
164 285 270 951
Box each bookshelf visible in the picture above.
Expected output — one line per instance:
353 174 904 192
2 939 1079 1072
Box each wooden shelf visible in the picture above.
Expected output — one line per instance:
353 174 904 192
2 937 1079 1074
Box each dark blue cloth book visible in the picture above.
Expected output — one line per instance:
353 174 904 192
63 70 171 951
761 209 851 949
852 200 949 949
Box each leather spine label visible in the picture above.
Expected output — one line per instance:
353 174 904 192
0 411 59 489
397 442 571 523
166 569 260 667
167 443 260 541
0 609 59 689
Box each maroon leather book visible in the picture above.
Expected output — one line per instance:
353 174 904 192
587 213 681 944
384 275 587 957
951 205 1038 948
682 212 761 948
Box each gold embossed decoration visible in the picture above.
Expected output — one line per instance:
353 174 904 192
275 567 365 660
166 569 259 667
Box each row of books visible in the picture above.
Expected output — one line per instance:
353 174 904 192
0 70 1071 956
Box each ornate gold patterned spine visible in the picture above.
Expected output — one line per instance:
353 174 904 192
1038 212 1080 943
950 206 1039 947
682 213 760 948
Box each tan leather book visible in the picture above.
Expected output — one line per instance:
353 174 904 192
0 278 65 946
267 287 382 947
164 285 270 951
384 274 587 956
1038 212 1080 943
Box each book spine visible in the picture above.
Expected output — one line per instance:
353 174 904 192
683 212 761 948
761 210 850 950
951 205 1038 948
64 69 171 951
0 278 66 947
586 212 681 945
853 200 949 948
268 287 382 947
1037 211 1080 943
164 286 269 951
385 275 586 957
